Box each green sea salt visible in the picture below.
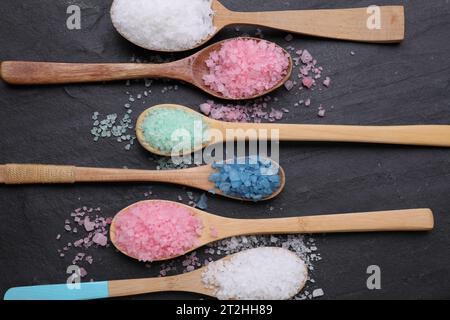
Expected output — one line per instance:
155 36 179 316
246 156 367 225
141 108 209 154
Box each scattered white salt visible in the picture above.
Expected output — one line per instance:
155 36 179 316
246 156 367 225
312 288 324 298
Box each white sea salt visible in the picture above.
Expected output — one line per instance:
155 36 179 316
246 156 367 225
202 247 308 300
111 0 216 51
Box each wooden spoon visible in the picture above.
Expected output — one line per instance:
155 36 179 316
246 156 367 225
0 37 292 101
110 200 434 262
111 0 405 52
3 247 304 300
0 162 285 202
136 104 450 157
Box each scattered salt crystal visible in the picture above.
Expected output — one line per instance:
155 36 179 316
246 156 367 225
302 77 314 89
318 107 326 118
284 34 294 42
323 77 331 87
284 80 294 91
92 233 108 247
304 98 311 107
312 288 324 298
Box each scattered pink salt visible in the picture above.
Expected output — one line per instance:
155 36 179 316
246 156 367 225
92 233 108 246
113 201 203 262
284 80 294 91
302 77 314 89
300 50 313 64
199 103 212 115
202 39 290 99
323 77 331 87
84 217 96 232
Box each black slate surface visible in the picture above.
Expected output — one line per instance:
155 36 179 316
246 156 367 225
0 0 449 300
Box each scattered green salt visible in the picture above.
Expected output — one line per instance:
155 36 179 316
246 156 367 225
141 108 209 154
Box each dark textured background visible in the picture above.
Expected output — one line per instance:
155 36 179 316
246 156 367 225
0 0 449 300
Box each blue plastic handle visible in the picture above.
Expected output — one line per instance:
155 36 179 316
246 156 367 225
4 281 109 300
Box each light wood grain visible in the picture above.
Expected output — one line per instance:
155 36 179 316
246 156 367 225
0 37 292 101
110 200 434 262
213 1 404 43
0 163 285 202
216 122 450 148
108 267 214 298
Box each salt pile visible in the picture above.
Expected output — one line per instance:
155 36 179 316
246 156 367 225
203 39 290 99
202 247 308 300
209 157 281 201
111 0 216 51
141 107 209 154
113 201 203 261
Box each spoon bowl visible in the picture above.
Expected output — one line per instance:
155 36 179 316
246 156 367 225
110 200 434 262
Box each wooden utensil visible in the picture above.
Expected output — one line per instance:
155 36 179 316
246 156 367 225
0 162 285 202
2 263 211 300
136 104 450 157
111 0 405 52
110 200 434 261
3 247 303 300
0 37 292 101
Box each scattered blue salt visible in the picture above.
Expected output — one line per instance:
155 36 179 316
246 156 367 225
209 157 281 201
196 194 208 210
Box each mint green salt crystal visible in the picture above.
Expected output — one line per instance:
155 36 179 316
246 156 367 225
141 108 209 154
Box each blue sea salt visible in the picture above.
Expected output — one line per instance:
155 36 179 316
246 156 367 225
209 157 281 201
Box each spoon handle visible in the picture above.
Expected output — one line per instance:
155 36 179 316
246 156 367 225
4 272 208 300
0 60 188 85
220 123 450 147
232 209 434 235
230 6 404 43
0 164 211 186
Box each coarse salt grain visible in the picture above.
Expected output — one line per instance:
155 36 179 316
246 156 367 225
202 247 308 300
203 39 290 99
113 201 203 261
111 0 215 51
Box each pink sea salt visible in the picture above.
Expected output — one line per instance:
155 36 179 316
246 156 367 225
202 39 290 99
113 201 203 262
302 77 314 89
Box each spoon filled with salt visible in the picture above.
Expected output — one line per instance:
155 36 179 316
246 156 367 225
109 0 405 52
0 157 285 202
109 199 434 262
0 37 292 101
4 247 308 300
136 104 450 157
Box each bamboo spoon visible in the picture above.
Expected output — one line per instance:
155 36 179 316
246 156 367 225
0 162 285 202
111 0 405 52
110 200 434 262
0 37 292 101
136 104 450 157
3 247 303 300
